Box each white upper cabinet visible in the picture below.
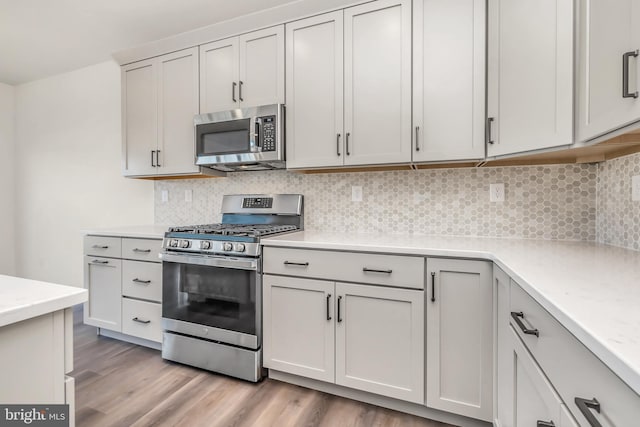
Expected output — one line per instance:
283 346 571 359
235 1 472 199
122 47 199 177
413 0 485 162
200 26 284 114
487 0 574 157
344 0 412 166
577 0 640 142
286 12 344 169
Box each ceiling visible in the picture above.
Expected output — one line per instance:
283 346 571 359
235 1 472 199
0 0 298 85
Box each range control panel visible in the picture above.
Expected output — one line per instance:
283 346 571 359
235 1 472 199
242 197 273 209
260 116 276 151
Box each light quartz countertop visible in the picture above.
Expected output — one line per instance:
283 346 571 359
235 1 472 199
262 231 640 396
0 275 87 328
82 224 168 239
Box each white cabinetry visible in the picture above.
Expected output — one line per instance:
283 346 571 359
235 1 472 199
413 0 485 162
200 26 284 113
487 0 573 157
122 48 200 177
493 265 512 426
577 0 640 141
83 235 163 345
285 0 411 169
426 258 493 421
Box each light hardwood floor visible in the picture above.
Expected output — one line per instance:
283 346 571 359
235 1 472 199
72 308 454 427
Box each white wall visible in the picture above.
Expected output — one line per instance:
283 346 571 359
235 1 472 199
0 83 16 275
14 61 154 287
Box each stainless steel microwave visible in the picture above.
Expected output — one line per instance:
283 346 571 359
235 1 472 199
194 104 285 172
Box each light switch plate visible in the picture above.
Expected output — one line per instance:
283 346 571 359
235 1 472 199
185 189 193 203
490 183 505 202
352 186 363 202
161 190 168 203
632 175 640 201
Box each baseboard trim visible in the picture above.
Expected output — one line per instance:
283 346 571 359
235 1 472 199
98 328 162 351
268 370 490 427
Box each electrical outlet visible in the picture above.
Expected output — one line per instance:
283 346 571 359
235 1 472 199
490 183 505 202
633 175 640 201
161 190 169 203
352 186 363 202
185 189 193 203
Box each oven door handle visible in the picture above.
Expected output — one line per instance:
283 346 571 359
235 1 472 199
160 252 258 271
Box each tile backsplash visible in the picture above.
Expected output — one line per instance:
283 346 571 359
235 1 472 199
155 164 597 241
597 151 640 250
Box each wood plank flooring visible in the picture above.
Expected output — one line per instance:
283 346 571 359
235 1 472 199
71 308 453 427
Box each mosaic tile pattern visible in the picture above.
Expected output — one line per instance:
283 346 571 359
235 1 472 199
597 152 640 250
155 164 597 241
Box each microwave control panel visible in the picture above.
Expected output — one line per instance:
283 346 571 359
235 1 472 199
260 116 276 151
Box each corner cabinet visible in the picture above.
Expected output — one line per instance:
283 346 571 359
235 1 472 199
577 0 640 142
200 26 285 113
487 0 573 157
426 258 493 421
122 47 200 177
412 0 486 163
285 0 412 169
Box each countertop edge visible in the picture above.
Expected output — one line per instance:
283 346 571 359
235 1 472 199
0 289 88 328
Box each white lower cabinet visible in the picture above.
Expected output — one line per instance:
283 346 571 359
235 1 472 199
426 258 493 421
84 256 122 331
263 274 424 404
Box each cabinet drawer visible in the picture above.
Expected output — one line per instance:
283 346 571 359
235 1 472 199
84 236 121 258
122 238 162 262
263 247 424 289
510 281 640 426
121 298 162 343
122 260 162 302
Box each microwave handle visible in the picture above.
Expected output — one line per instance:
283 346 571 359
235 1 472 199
254 117 261 148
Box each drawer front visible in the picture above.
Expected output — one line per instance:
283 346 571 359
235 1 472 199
264 247 424 289
122 238 162 262
510 281 640 426
84 236 121 258
121 298 162 343
122 260 162 302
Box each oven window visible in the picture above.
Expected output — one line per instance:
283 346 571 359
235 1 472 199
162 261 256 336
197 118 251 156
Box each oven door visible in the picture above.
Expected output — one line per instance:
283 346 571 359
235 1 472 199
161 252 260 350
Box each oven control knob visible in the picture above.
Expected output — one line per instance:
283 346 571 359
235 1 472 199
201 241 211 250
169 239 179 248
223 242 233 251
180 240 190 249
235 243 246 252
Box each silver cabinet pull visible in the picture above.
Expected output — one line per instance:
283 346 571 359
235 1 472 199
487 117 495 144
415 126 420 151
326 294 332 321
337 296 343 323
151 150 156 167
92 245 109 249
232 82 237 102
337 133 341 156
132 278 151 284
431 272 436 302
346 132 351 155
362 267 392 274
511 311 540 337
283 261 309 267
156 150 161 167
239 80 244 102
132 248 151 253
132 317 151 324
574 398 602 427
91 259 109 265
622 50 639 98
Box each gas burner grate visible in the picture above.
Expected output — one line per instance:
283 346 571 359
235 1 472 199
168 223 298 238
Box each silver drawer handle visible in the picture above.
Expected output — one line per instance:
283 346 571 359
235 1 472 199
132 278 151 284
362 267 392 274
511 311 539 337
574 397 602 427
284 261 309 267
91 259 109 265
133 248 151 253
92 245 109 249
132 317 151 324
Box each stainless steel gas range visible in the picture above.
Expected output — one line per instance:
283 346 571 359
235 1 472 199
159 194 303 382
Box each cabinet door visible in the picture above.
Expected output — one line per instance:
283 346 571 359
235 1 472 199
122 58 157 176
577 0 640 141
413 0 485 162
263 275 335 383
200 37 239 113
84 256 122 332
426 258 492 421
494 265 513 427
508 327 563 427
239 26 285 107
157 47 200 175
285 12 344 169
344 0 412 166
487 0 573 157
335 282 424 404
